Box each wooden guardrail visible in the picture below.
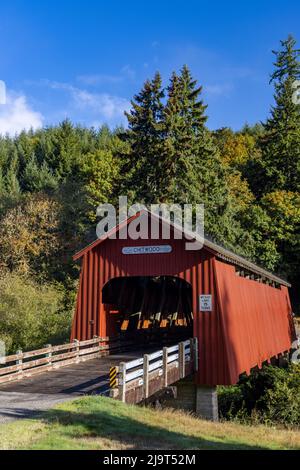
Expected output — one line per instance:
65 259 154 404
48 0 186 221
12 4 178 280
110 338 198 404
0 336 115 385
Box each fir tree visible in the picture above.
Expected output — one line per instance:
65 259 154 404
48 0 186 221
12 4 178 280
261 35 300 192
22 154 58 192
163 66 239 247
161 66 208 202
5 152 20 197
120 72 164 204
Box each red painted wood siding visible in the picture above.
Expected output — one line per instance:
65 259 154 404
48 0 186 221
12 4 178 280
71 233 295 385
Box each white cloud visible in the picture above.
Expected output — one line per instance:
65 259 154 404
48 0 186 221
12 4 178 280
0 81 6 105
72 88 130 119
45 80 130 124
0 92 43 136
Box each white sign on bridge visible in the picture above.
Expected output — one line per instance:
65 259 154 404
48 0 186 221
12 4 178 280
122 245 172 255
199 295 212 312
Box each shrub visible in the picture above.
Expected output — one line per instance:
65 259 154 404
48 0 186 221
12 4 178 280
218 364 300 427
0 273 72 354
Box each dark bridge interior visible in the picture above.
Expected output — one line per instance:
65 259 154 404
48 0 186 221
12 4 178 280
102 276 193 346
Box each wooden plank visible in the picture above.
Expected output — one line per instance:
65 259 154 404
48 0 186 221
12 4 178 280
51 342 75 353
126 368 143 382
0 372 23 384
21 356 51 370
22 347 51 359
125 357 144 371
51 351 77 362
148 359 163 372
0 353 22 364
148 369 164 397
125 376 144 392
0 336 109 365
0 350 106 384
78 345 109 356
167 353 179 364
167 345 179 354
78 346 101 356
148 350 163 361
125 384 144 404
0 363 22 376
78 337 106 346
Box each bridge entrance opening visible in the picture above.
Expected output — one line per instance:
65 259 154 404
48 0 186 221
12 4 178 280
102 276 193 347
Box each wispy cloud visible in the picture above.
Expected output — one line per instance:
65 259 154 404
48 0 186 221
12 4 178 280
0 91 43 136
121 65 136 80
77 65 136 86
72 89 130 120
205 83 233 97
77 74 123 85
43 80 130 124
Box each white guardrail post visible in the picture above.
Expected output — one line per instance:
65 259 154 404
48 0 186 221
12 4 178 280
16 349 23 377
179 342 185 379
143 354 150 399
163 346 168 387
73 339 80 363
119 362 127 402
193 337 198 371
46 344 52 366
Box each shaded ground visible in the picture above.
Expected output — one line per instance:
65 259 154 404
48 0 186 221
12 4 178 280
0 396 299 450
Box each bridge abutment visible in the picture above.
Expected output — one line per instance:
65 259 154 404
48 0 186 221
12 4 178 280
195 385 218 421
159 377 219 421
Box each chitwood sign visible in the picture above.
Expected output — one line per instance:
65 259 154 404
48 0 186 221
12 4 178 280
122 245 172 255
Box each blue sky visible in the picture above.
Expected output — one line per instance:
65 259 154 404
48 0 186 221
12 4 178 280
1 0 300 135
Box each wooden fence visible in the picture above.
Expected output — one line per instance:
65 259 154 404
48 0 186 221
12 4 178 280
110 338 198 404
0 336 118 385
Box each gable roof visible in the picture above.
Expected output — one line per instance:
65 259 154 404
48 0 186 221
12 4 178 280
73 209 291 287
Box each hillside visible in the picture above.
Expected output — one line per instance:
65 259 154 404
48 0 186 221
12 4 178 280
0 396 299 450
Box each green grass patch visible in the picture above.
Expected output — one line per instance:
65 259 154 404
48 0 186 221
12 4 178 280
0 396 299 450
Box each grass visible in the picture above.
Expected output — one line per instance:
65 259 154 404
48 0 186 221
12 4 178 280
0 396 299 450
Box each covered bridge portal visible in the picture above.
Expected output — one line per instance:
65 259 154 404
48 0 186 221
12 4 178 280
72 211 296 386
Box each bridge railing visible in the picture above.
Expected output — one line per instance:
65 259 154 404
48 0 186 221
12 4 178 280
110 338 198 404
0 336 119 385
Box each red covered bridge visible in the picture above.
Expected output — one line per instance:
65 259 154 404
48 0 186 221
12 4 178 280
72 210 296 390
0 209 297 422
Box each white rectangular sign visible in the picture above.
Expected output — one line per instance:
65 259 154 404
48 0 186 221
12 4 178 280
122 245 172 255
199 295 212 312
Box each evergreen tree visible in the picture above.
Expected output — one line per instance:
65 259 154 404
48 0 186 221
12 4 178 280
120 72 164 204
259 36 300 311
0 167 5 196
261 35 300 192
163 66 242 248
22 154 58 192
5 152 20 197
161 67 208 202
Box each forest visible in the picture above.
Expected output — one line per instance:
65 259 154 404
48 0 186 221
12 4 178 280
0 36 299 354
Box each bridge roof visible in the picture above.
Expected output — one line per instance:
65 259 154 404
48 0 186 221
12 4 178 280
74 209 290 288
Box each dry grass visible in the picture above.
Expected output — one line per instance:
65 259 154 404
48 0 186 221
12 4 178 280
0 396 299 450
